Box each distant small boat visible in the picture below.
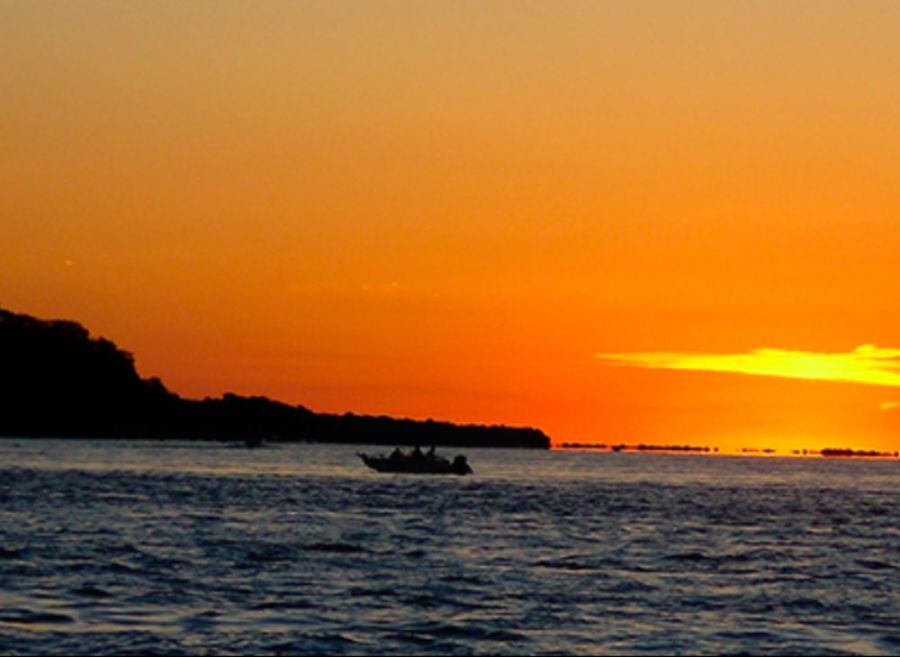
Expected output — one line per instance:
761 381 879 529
358 448 473 475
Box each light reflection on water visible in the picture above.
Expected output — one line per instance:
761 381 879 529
0 438 897 655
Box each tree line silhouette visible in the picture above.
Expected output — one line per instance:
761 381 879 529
0 308 549 448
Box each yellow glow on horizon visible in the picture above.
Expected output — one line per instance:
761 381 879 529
597 345 900 388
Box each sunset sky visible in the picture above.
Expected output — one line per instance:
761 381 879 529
3 1 900 453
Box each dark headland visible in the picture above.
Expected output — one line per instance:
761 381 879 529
0 308 550 449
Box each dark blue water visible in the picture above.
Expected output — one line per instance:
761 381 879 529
0 439 897 655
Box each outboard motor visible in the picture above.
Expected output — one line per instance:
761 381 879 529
452 455 473 475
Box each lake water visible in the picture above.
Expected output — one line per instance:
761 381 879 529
0 439 897 655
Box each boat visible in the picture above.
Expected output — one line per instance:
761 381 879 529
357 447 473 475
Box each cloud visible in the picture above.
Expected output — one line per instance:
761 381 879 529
596 345 900 388
880 401 900 411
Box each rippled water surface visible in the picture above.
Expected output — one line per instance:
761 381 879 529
0 439 897 655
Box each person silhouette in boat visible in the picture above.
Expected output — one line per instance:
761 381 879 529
411 445 425 461
426 445 436 460
389 447 403 461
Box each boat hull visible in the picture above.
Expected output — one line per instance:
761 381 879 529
358 453 472 476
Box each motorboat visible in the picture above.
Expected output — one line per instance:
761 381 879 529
358 448 473 475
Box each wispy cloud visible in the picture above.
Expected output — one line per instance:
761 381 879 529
880 401 900 411
596 345 900 387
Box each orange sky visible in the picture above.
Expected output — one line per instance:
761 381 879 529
3 1 900 453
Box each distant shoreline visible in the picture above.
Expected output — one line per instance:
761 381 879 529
0 308 550 450
557 443 899 459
